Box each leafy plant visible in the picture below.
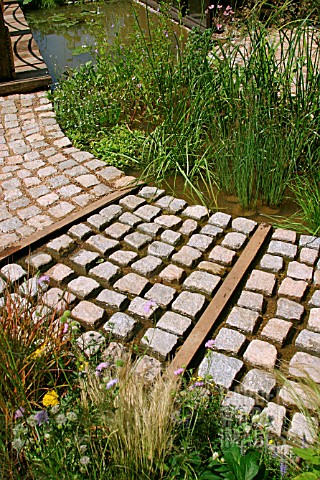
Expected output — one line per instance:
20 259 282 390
291 447 320 480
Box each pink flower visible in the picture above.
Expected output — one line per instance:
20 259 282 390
63 322 69 334
208 4 215 9
14 407 25 419
217 4 223 8
216 24 222 30
143 300 156 314
174 368 184 376
191 381 205 389
95 362 110 376
205 339 215 349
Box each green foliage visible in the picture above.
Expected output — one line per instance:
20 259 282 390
292 447 320 480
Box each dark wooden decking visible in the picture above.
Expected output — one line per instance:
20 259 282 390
0 0 51 96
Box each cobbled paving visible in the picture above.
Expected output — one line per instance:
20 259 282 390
0 92 135 251
1 92 320 447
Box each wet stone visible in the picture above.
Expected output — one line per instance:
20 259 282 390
135 205 161 222
113 272 149 296
287 261 313 282
119 212 142 228
154 214 182 229
154 195 187 213
159 264 185 284
71 301 105 327
289 352 320 383
222 392 255 415
172 291 206 319
156 311 192 336
276 298 304 321
47 235 75 256
261 318 292 346
237 291 263 312
308 309 320 333
138 186 165 201
222 232 247 251
208 212 231 229
96 288 128 310
183 271 220 296
198 351 243 389
182 205 209 221
241 369 276 400
172 246 202 268
124 232 152 250
137 222 162 238
103 312 137 341
226 306 260 334
179 219 198 236
272 228 297 244
99 204 123 222
1 263 26 282
26 253 52 271
134 355 162 382
128 296 160 319
245 270 276 296
259 254 284 273
309 290 320 308
42 287 76 312
232 217 257 236
213 328 246 354
200 224 223 238
161 230 182 246
104 222 132 240
131 255 163 277
278 277 307 300
208 245 236 266
76 331 105 358
197 261 226 277
86 235 119 256
243 340 277 370
288 413 318 445
141 328 178 359
261 402 286 437
108 250 138 267
145 283 176 308
89 261 120 284
68 223 92 241
187 233 214 252
295 329 320 356
119 194 145 211
70 249 100 274
267 240 297 259
45 263 74 283
299 235 320 251
300 247 318 266
148 241 175 260
86 214 110 231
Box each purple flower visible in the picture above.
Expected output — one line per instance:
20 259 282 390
191 381 205 389
174 368 184 376
137 83 142 89
14 407 25 419
34 410 49 426
37 275 50 287
95 362 110 377
280 462 287 477
63 322 69 334
111 23 114 28
205 339 215 349
143 300 156 314
163 30 169 38
106 378 118 389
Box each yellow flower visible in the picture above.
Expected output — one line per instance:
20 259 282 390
78 362 89 373
29 343 47 360
268 439 274 445
42 390 59 407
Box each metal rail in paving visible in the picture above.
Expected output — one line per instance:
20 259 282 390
0 186 320 445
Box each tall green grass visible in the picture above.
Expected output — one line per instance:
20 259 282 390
54 6 320 222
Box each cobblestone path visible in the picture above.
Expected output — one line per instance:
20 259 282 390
0 92 135 251
1 91 320 446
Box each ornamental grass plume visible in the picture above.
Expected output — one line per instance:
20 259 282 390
80 356 180 479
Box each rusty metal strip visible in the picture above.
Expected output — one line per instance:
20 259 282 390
0 185 141 263
168 222 272 375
